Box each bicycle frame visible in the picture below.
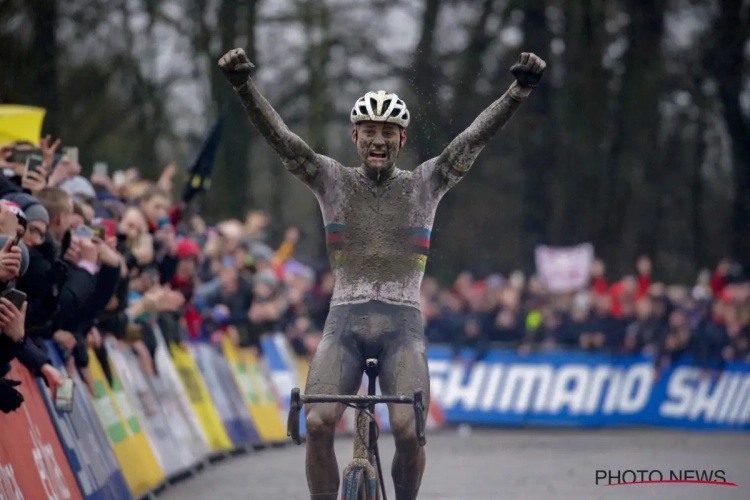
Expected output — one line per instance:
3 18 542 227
287 361 426 500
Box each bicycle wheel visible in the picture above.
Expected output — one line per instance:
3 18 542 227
341 464 376 500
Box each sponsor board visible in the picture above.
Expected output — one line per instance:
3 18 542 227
428 346 750 429
87 349 164 497
0 360 82 500
39 342 131 500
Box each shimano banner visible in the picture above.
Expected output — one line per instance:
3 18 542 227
428 346 750 430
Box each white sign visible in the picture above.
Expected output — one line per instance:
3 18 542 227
535 243 594 293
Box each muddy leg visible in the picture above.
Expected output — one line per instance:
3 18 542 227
379 337 429 500
304 326 363 500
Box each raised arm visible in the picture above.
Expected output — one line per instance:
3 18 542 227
219 48 322 182
435 53 546 180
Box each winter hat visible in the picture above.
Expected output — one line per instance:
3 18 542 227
254 269 279 287
250 243 275 263
176 238 202 260
0 200 27 231
283 259 315 281
60 175 96 200
2 193 49 225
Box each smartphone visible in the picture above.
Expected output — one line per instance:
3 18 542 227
24 155 45 177
74 225 94 239
54 377 75 413
112 170 127 187
1 288 27 310
93 162 108 177
157 216 171 230
63 147 78 165
92 224 106 239
10 147 43 164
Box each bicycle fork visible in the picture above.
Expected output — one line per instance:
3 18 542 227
343 409 378 500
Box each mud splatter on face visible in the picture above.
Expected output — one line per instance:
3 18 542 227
353 122 403 177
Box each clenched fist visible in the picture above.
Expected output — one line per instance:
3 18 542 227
510 53 546 88
219 48 256 88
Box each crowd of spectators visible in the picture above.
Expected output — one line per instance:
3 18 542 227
432 256 750 377
1 135 747 415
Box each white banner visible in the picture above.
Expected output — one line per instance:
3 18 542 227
534 243 594 293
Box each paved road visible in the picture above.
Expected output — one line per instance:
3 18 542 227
159 428 749 499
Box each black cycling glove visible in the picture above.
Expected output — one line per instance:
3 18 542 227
0 378 24 413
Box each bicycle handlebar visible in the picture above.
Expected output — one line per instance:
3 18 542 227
286 388 427 447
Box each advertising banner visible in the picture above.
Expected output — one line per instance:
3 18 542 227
222 339 288 442
151 328 211 462
428 346 750 430
105 340 188 475
261 334 306 437
191 342 260 446
87 348 164 497
169 343 232 452
39 342 131 500
0 360 82 500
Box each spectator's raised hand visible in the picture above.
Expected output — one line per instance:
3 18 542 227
48 156 81 188
77 237 99 264
131 233 154 265
285 226 300 244
0 299 26 341
158 163 178 192
0 237 22 281
39 135 61 171
53 330 77 351
21 167 48 195
158 288 185 312
0 143 13 168
87 326 102 348
64 237 81 264
0 204 18 238
143 285 185 312
93 237 121 267
40 364 64 392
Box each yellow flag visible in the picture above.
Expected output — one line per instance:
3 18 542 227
0 105 46 145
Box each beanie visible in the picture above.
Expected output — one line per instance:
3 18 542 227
2 193 49 225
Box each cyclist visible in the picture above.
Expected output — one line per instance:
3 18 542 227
219 48 545 500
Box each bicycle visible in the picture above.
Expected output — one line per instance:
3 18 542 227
287 358 427 500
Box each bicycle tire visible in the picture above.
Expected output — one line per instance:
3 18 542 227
341 464 376 500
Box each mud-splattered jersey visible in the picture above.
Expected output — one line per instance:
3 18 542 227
231 77 529 309
299 158 463 310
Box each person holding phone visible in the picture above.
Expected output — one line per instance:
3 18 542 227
0 231 63 413
0 234 23 281
1 192 50 249
15 188 98 348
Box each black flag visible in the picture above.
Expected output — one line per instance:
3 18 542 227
182 117 225 204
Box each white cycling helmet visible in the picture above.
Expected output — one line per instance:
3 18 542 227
350 90 410 128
